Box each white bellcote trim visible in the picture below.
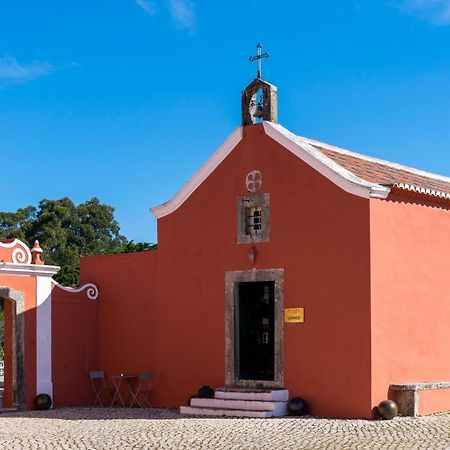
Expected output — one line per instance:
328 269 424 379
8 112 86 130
263 122 391 200
150 122 391 221
150 127 243 219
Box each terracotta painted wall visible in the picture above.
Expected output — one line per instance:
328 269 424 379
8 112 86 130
80 251 160 405
82 124 373 418
51 286 99 407
419 388 450 416
370 196 450 413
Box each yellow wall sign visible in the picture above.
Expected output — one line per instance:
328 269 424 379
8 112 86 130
284 307 304 323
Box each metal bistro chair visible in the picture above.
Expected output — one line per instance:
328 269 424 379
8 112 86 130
130 372 154 408
89 370 110 407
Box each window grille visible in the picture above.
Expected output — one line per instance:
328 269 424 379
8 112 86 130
237 193 270 244
246 206 262 235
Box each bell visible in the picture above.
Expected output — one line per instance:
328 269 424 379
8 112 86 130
253 104 265 119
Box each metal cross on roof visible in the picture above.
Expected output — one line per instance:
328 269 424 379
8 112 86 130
249 43 270 79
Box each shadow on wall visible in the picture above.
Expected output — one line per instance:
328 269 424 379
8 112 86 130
51 286 100 409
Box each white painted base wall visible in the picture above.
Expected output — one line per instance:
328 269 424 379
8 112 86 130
36 277 53 399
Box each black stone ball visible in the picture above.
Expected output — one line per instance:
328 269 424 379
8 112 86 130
377 400 398 420
34 393 52 411
197 385 215 399
288 397 308 416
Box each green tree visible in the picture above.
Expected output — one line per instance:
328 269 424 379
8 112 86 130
115 240 157 253
0 206 36 242
0 197 130 286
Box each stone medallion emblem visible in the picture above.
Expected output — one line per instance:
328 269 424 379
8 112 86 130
246 170 262 193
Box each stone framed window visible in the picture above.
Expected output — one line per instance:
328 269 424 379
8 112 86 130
237 193 270 244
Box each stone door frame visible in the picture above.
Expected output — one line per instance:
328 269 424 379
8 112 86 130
225 269 284 389
0 287 26 409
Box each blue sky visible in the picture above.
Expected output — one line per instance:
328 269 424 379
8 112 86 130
1 0 450 243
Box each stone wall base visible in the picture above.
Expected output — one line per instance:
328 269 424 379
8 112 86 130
390 382 450 416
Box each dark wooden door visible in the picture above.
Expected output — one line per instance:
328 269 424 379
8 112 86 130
236 281 275 381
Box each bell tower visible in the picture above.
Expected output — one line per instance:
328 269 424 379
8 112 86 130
241 44 278 126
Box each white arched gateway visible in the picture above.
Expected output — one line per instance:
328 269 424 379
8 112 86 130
0 239 98 410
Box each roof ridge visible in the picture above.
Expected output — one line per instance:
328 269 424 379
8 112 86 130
263 122 390 199
299 135 450 184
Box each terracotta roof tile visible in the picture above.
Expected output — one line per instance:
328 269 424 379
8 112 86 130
308 143 450 197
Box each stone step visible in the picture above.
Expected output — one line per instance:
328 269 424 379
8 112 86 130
180 406 281 418
214 388 289 402
191 397 288 415
180 388 290 418
0 408 18 413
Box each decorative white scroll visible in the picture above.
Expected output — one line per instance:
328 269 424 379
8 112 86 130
246 170 262 193
51 279 99 300
0 238 32 265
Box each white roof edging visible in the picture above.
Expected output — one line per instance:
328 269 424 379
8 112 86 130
150 122 392 220
263 122 391 200
150 127 243 219
393 183 450 200
302 136 450 184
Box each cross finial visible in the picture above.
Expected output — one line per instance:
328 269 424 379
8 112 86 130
249 43 270 79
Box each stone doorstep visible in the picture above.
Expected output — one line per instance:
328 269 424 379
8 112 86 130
215 388 289 402
191 397 288 414
0 408 18 413
181 388 290 418
180 406 281 418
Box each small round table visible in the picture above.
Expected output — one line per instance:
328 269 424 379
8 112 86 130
110 374 136 407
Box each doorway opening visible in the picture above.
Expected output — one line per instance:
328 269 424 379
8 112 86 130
225 269 284 389
0 287 25 410
237 281 275 381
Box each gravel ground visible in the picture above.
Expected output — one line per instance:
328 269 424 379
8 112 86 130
0 407 449 449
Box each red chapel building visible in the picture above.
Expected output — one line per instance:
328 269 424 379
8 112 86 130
1 75 450 419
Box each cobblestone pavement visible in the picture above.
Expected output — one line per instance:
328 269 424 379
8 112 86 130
0 408 450 449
